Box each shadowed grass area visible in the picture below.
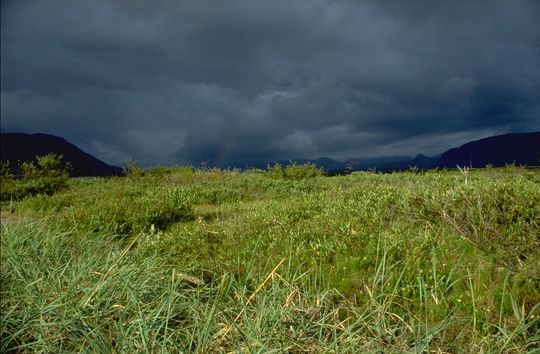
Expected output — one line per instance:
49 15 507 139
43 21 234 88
1 166 539 352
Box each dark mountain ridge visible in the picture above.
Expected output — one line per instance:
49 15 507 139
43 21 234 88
272 131 539 172
1 133 123 176
2 131 538 176
437 132 540 168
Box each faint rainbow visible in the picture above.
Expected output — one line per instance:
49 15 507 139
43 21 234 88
213 140 236 168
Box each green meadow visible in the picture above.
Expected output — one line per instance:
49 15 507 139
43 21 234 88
1 163 539 352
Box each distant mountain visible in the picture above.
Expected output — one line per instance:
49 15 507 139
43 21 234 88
3 131 536 177
269 132 539 172
410 154 439 169
350 156 416 171
1 133 123 176
438 132 540 168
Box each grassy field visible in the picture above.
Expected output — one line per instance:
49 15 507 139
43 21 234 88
1 166 539 352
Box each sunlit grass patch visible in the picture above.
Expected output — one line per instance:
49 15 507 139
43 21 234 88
2 166 539 352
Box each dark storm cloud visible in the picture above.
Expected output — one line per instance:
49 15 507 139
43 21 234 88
2 0 539 166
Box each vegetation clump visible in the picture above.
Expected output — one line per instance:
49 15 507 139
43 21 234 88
442 179 540 277
0 154 71 201
267 162 324 180
123 159 145 179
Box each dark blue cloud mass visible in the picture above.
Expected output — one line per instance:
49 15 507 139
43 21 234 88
1 0 539 166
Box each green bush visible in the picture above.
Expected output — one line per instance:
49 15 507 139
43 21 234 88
146 164 171 177
266 163 284 179
284 162 324 180
263 162 324 180
123 159 145 179
1 160 13 180
0 154 71 202
266 163 325 180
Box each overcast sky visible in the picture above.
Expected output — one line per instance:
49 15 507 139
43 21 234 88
2 0 539 166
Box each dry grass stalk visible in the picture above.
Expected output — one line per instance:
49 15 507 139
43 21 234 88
218 257 286 339
82 229 145 307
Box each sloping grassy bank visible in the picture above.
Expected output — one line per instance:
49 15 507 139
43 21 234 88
2 167 539 352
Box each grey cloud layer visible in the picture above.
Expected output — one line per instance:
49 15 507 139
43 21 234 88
2 0 539 166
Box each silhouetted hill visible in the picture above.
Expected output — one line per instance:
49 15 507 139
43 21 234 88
410 154 439 169
438 132 540 168
1 133 123 176
270 132 539 172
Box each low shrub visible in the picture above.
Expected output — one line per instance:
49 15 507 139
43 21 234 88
284 162 324 180
266 162 324 180
266 163 284 179
146 164 171 177
123 159 145 179
0 154 71 202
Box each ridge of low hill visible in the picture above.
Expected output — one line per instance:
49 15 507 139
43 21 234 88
1 133 123 177
437 131 540 168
